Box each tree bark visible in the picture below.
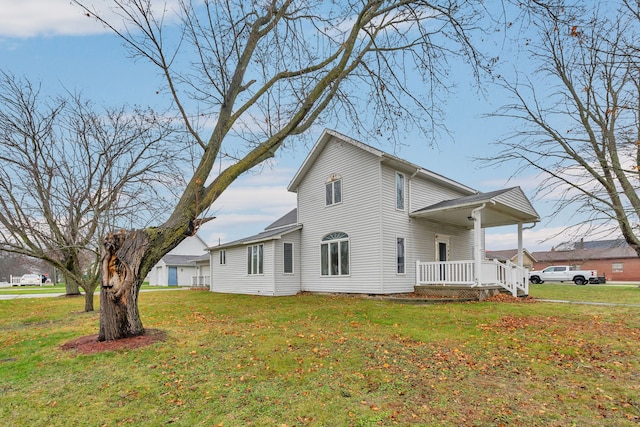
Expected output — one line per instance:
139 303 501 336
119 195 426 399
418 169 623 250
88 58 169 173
98 230 149 341
84 289 95 312
65 280 81 296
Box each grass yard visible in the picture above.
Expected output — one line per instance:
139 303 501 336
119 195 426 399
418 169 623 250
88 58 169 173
531 283 640 304
1 287 639 426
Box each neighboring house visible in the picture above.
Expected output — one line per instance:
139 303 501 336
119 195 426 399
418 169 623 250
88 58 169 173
486 249 537 271
209 129 540 297
532 239 640 282
148 234 209 286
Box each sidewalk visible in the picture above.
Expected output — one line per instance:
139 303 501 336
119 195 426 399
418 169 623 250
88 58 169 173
0 287 189 300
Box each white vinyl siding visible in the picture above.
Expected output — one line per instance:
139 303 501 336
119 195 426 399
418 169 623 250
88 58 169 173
210 230 301 296
297 138 383 293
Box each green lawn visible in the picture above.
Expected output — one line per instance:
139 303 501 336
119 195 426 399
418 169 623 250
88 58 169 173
1 289 639 426
530 283 640 304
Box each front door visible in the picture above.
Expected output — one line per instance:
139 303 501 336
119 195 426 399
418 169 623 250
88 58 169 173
436 237 449 281
168 267 178 286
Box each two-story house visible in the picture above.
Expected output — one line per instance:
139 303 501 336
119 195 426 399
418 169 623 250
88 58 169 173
209 129 540 297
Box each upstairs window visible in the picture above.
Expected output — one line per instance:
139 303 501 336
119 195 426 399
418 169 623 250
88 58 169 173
219 250 226 265
396 172 405 210
320 232 349 276
325 174 342 206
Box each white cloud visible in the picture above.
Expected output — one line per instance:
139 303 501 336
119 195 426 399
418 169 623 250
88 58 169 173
196 165 298 246
0 0 181 38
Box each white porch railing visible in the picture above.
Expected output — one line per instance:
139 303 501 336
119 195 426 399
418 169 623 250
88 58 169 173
191 275 210 287
416 259 529 297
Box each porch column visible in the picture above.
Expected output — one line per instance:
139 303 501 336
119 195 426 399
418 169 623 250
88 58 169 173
471 204 486 286
517 223 523 267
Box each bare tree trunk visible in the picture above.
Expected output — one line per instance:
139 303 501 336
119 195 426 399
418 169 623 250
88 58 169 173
84 289 95 312
98 279 143 341
65 280 81 296
98 230 149 341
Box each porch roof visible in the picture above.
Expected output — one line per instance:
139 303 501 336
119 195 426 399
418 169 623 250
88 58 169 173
410 187 540 228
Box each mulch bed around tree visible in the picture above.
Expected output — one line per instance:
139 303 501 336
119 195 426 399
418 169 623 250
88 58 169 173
60 329 166 354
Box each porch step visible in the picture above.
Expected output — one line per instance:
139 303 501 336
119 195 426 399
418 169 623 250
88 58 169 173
498 287 528 297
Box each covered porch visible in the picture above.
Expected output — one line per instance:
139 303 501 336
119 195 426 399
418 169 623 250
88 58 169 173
410 187 540 298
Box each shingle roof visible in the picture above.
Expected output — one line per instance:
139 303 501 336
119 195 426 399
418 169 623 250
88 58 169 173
209 208 301 250
532 246 637 262
265 208 297 230
486 248 536 262
162 254 201 266
413 188 513 213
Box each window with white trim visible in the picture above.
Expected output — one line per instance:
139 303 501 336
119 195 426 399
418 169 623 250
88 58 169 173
321 232 349 276
612 262 623 272
396 172 405 210
247 244 263 275
396 237 405 274
325 174 342 206
219 250 226 265
283 242 294 274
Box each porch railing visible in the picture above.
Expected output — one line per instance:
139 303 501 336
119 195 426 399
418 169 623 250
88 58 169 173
191 275 210 287
416 259 529 296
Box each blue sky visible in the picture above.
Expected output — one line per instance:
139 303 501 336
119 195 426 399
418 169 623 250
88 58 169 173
0 0 577 252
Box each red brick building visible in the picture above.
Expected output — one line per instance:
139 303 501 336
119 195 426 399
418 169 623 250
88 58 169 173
530 240 640 282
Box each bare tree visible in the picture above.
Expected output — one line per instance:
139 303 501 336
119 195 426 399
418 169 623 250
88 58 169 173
0 72 183 311
74 0 491 340
485 1 640 253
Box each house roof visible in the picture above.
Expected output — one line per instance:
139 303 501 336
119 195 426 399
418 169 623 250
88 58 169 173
410 187 540 228
162 254 201 266
486 248 537 262
265 208 297 231
532 245 638 263
209 209 301 250
287 129 476 195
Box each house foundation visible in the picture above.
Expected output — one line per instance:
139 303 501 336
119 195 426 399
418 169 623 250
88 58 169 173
414 284 505 301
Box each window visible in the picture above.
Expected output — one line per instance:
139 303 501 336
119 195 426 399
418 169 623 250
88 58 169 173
219 250 226 265
396 172 405 210
325 175 342 206
283 242 294 274
612 262 623 272
321 232 349 276
397 237 405 274
247 244 263 275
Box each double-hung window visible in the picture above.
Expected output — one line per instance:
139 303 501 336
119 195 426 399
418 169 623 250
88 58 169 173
396 172 405 210
283 242 294 274
247 244 264 275
320 232 349 276
325 175 342 206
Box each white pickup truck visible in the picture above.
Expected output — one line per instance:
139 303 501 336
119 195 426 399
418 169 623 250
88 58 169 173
528 265 600 286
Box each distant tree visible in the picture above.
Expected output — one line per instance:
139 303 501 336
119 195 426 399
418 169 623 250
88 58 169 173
0 251 48 282
73 0 492 340
0 72 182 311
486 1 640 255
